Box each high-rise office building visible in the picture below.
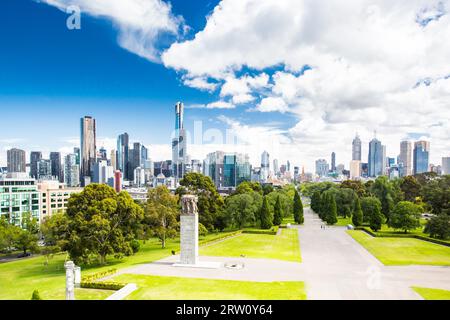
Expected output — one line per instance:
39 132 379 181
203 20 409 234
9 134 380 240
273 159 279 176
442 157 450 175
37 159 52 180
349 160 361 179
172 102 187 180
64 153 80 187
30 151 42 179
261 151 270 181
110 150 116 170
368 138 384 177
331 152 336 172
413 141 430 175
93 160 114 185
399 141 412 177
204 151 251 189
50 152 63 182
117 133 130 179
7 148 26 173
352 134 362 161
73 147 81 165
315 159 329 177
80 116 97 186
98 147 107 160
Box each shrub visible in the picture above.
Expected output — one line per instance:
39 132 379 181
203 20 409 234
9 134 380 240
31 290 42 300
130 240 140 254
81 281 125 291
425 214 450 240
82 269 117 282
199 223 209 237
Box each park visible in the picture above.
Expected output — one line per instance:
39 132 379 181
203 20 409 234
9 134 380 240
0 173 449 300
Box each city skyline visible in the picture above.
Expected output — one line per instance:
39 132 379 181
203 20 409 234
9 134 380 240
1 0 449 172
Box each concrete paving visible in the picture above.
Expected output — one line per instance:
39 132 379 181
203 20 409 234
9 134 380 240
112 208 450 300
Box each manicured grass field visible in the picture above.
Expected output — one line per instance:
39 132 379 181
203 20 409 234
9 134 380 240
412 287 450 300
200 228 301 262
335 217 352 226
348 230 450 266
0 232 237 300
112 274 306 300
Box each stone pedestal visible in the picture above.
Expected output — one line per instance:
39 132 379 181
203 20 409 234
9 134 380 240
180 195 199 265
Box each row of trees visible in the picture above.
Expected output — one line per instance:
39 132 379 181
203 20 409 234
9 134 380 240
1 173 306 265
307 174 450 239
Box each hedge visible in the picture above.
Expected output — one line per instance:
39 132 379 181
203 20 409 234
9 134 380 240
80 281 126 291
355 227 450 247
243 226 279 235
199 230 243 247
82 269 117 282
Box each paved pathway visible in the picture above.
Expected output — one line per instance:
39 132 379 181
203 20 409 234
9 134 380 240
112 208 450 300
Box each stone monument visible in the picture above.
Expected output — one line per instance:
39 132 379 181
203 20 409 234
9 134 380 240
173 194 221 269
180 195 199 265
64 261 76 300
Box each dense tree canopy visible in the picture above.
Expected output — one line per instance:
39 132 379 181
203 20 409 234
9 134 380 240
388 201 422 233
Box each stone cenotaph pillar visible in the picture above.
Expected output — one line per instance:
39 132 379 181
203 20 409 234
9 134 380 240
180 195 199 265
64 261 76 300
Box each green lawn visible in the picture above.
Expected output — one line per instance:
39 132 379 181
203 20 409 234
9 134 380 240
200 228 301 262
112 274 306 300
412 287 450 300
348 230 450 266
282 215 296 225
0 232 237 300
336 217 352 226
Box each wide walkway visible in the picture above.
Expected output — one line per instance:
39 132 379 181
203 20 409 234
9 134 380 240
113 208 450 300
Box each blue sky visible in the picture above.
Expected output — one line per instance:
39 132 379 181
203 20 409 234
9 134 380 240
0 0 448 170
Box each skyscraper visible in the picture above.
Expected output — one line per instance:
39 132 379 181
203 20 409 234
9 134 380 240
368 138 384 177
352 134 362 161
7 148 26 173
413 141 430 175
261 151 270 181
273 159 279 176
315 159 329 177
172 102 187 180
331 152 336 172
80 116 96 186
442 157 450 175
399 141 412 177
64 153 80 187
37 159 52 180
117 133 129 179
30 151 42 179
50 152 63 182
73 147 80 165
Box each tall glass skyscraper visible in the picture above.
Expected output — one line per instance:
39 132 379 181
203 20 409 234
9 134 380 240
368 138 384 177
80 116 96 186
172 102 187 180
413 141 430 175
7 148 26 173
352 134 362 161
30 151 42 179
50 152 62 182
117 133 129 179
261 151 270 182
399 141 412 177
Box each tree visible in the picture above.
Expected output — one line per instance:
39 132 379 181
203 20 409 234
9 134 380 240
421 176 450 215
325 193 338 225
235 181 262 195
225 193 257 229
0 219 20 253
425 214 450 240
361 197 384 231
293 191 304 224
370 176 401 222
144 186 179 249
31 290 42 300
262 184 274 195
340 180 367 197
334 188 357 217
62 184 145 265
198 223 209 237
388 201 422 233
352 197 363 227
400 176 422 202
260 196 273 229
14 213 39 256
178 173 224 230
310 191 321 214
273 196 283 226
